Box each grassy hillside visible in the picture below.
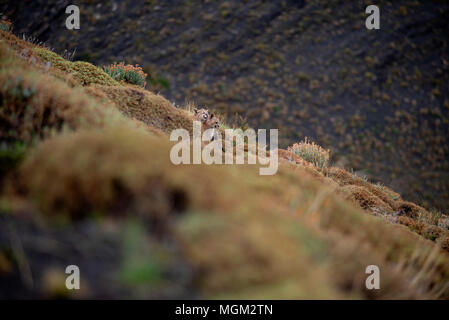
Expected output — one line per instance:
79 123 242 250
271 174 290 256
3 0 449 213
1 22 449 299
0 20 449 298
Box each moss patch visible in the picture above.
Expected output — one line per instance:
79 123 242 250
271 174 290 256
32 47 119 86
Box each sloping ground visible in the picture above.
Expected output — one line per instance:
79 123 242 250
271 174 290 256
3 0 449 213
1 28 449 299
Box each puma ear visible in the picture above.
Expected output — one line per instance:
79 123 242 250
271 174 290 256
210 113 214 119
193 108 198 114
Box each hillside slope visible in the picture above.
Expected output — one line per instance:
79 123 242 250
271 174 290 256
2 0 449 212
0 22 449 299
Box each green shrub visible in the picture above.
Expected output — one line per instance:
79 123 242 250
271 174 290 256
124 70 146 86
102 62 147 87
104 66 125 81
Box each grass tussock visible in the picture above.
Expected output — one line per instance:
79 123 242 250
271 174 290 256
0 34 153 145
395 216 449 246
0 67 87 143
32 47 119 86
0 65 123 144
95 85 193 134
339 185 393 215
288 137 330 169
326 167 401 208
324 166 449 252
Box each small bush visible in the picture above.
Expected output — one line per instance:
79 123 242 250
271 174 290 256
103 62 147 87
288 137 330 169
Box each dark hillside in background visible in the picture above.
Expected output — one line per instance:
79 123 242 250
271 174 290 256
2 0 449 211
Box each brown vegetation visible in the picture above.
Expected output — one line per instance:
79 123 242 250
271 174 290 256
1 27 449 299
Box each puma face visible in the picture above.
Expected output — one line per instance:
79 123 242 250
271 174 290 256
202 114 220 142
206 114 220 129
193 108 210 123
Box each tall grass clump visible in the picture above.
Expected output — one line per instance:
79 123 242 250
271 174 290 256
288 137 330 169
103 62 147 87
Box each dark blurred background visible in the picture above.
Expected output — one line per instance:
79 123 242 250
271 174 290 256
1 0 449 211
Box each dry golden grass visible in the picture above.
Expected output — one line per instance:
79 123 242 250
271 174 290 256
0 34 160 145
324 166 449 253
326 167 401 208
0 67 102 143
0 32 82 88
94 85 193 134
338 185 393 215
395 200 428 219
19 126 171 220
13 124 449 298
0 30 34 53
2 26 449 299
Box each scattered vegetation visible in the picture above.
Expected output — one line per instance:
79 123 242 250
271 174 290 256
288 137 330 169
